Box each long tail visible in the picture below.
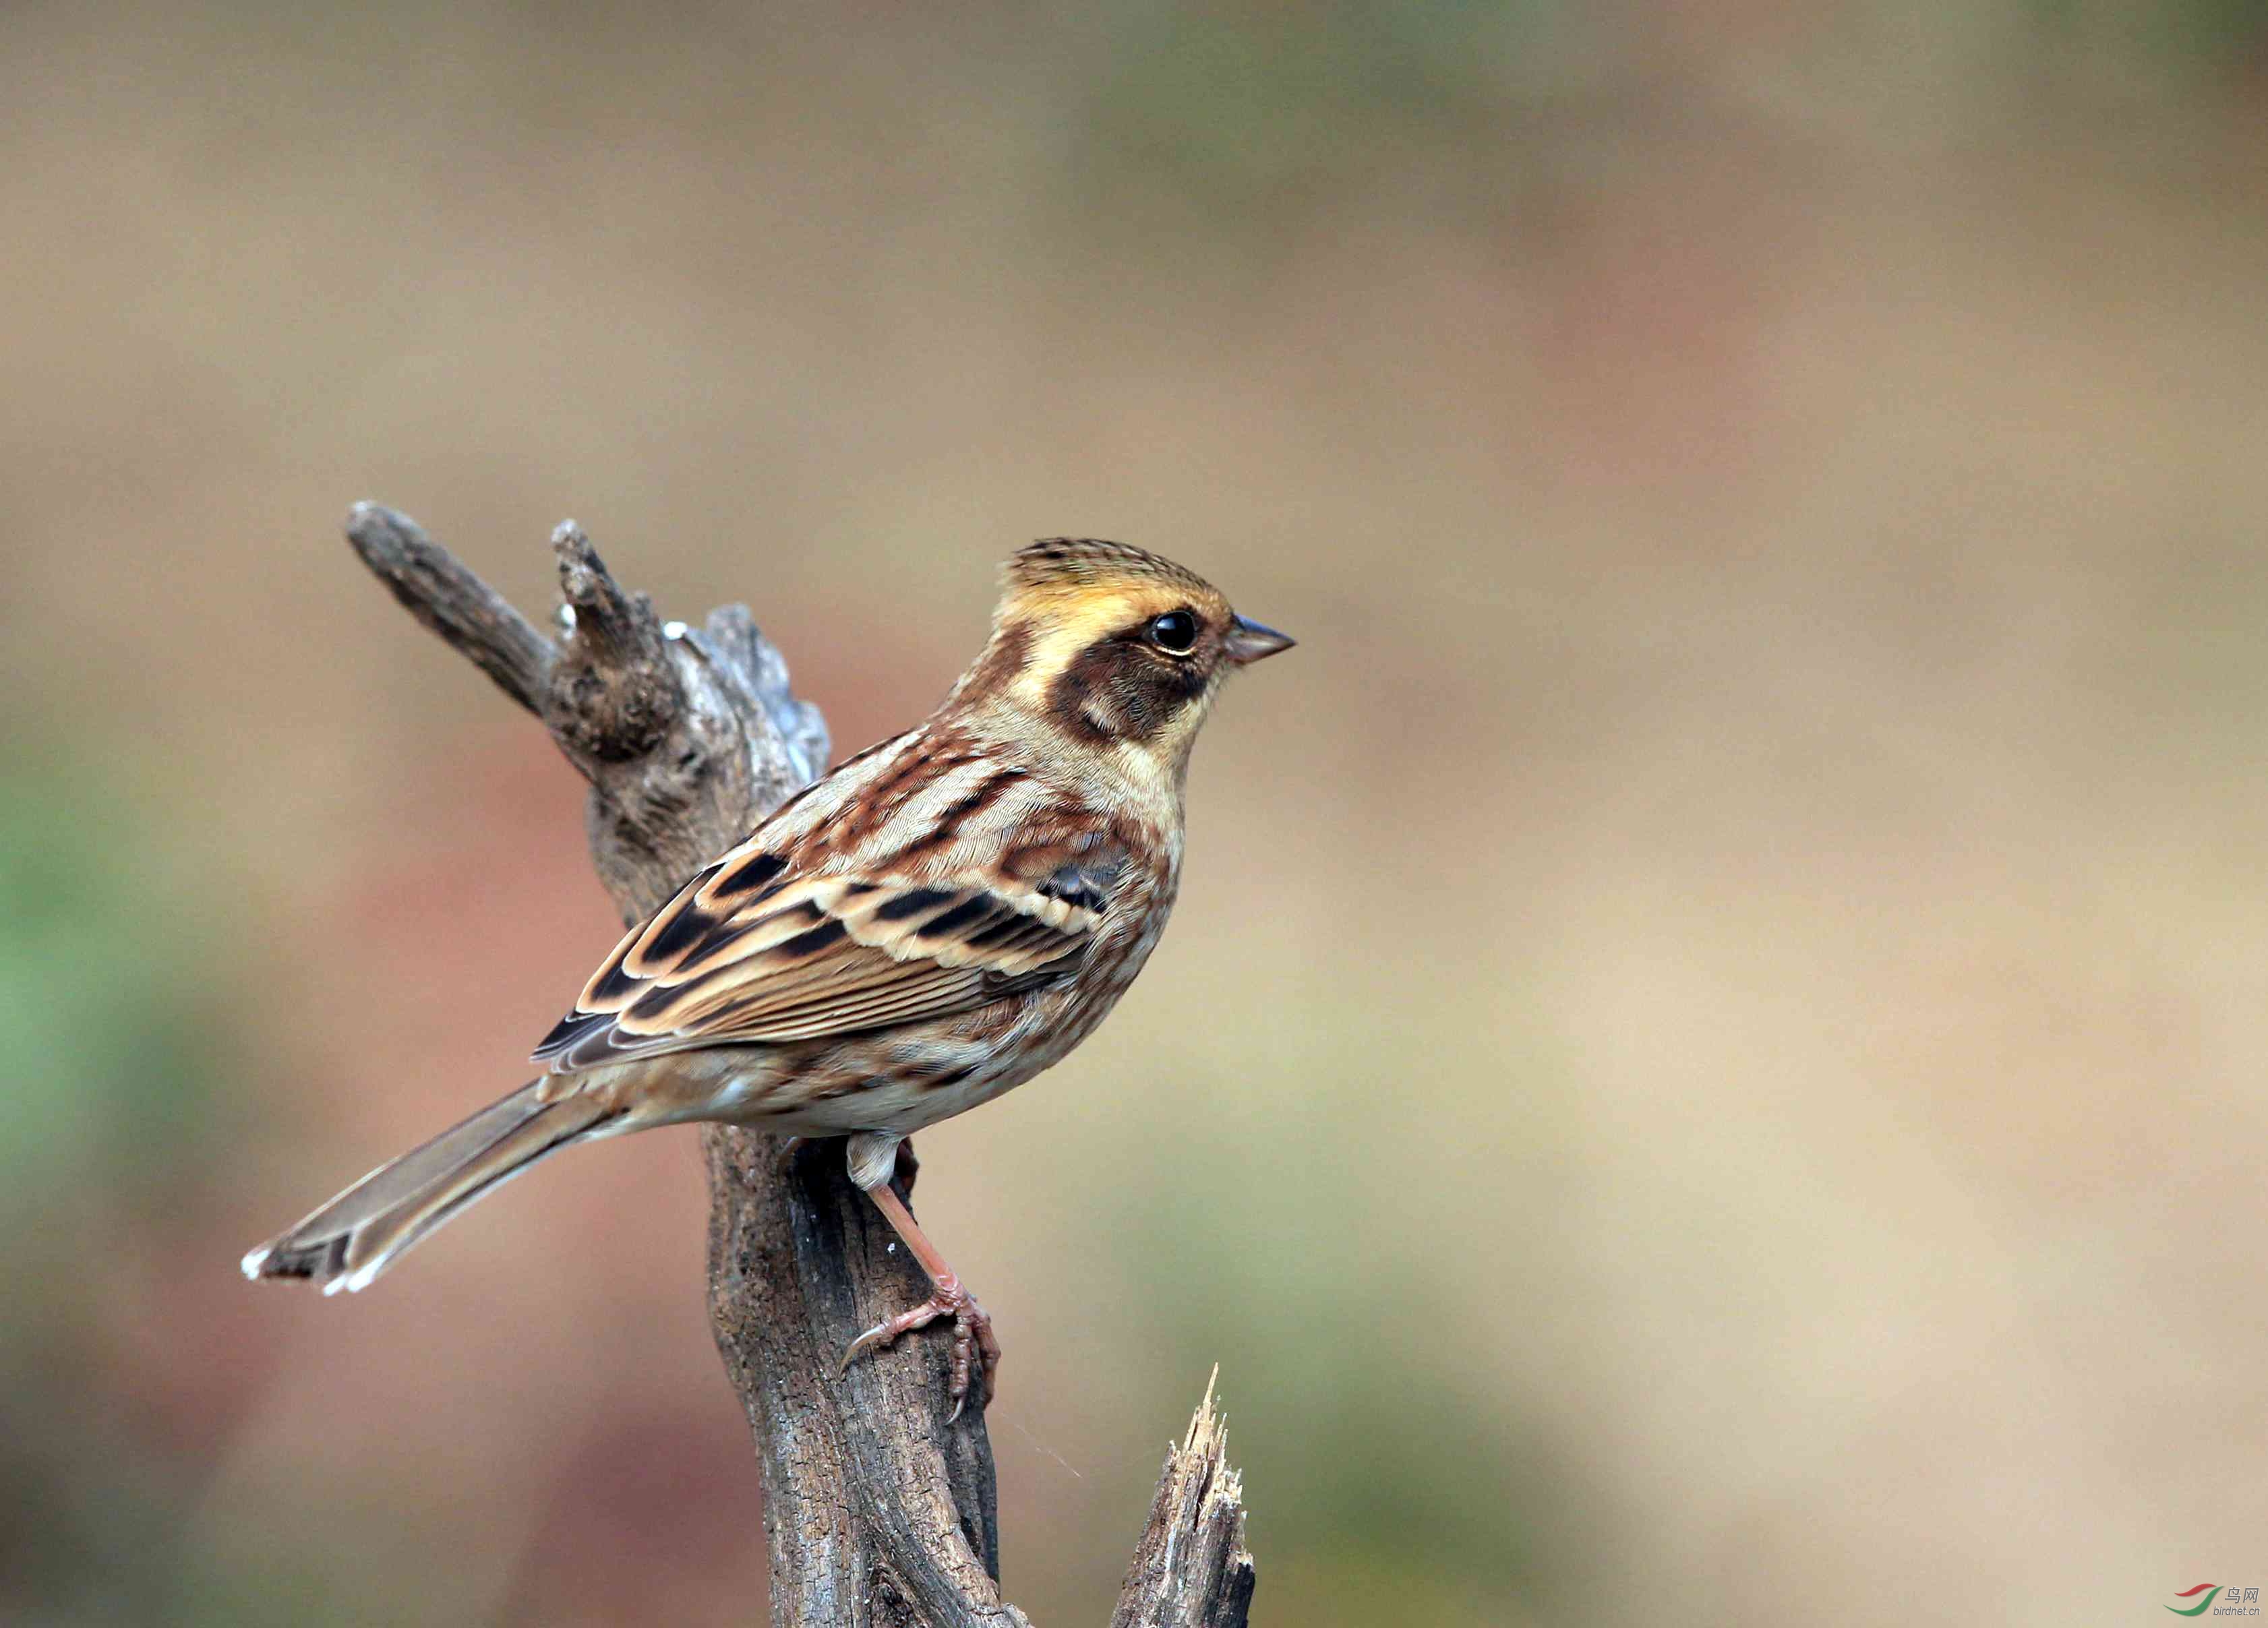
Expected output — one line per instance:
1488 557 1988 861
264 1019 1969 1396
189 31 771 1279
241 1081 616 1295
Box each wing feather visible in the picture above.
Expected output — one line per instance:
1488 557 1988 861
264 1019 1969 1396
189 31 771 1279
530 838 1102 1073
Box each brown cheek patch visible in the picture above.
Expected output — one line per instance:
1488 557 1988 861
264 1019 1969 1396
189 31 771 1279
1047 636 1210 745
1046 640 1121 744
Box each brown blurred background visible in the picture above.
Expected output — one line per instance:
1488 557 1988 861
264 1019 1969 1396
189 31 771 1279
4 2 2266 1623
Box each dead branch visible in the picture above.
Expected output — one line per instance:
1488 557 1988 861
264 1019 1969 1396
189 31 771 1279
339 503 1253 1627
1112 1377 1257 1628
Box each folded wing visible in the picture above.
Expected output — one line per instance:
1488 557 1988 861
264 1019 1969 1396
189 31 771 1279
530 840 1098 1073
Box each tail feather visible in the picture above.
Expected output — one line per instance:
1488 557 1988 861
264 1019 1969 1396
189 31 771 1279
243 1081 614 1294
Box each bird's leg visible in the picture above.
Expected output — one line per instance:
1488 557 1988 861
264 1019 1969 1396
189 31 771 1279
841 1141 999 1417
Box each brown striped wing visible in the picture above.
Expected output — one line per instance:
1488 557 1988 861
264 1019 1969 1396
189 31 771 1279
529 841 1097 1073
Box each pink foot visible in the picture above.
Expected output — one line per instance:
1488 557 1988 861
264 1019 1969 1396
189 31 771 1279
842 1276 1001 1418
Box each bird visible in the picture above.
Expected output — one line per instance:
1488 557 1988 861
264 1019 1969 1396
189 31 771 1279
241 537 1293 1412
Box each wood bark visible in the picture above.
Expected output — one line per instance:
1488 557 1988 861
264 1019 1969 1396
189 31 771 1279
341 503 1251 1627
1111 1376 1258 1628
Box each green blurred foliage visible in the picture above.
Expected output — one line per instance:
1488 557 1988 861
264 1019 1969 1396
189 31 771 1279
0 756 302 1625
2031 0 2268 70
0 759 224 1230
1075 3 1578 210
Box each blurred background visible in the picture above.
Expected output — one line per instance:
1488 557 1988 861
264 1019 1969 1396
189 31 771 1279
3 1 2265 1623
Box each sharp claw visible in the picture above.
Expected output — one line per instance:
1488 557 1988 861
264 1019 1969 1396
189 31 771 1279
774 1135 809 1180
843 1301 943 1366
839 1283 1001 1415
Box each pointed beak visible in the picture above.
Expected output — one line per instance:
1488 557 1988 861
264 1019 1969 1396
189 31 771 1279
1224 614 1295 666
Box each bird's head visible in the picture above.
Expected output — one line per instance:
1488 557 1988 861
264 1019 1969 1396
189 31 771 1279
947 537 1293 787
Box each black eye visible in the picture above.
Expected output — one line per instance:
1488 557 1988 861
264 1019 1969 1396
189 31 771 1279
1147 610 1199 655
